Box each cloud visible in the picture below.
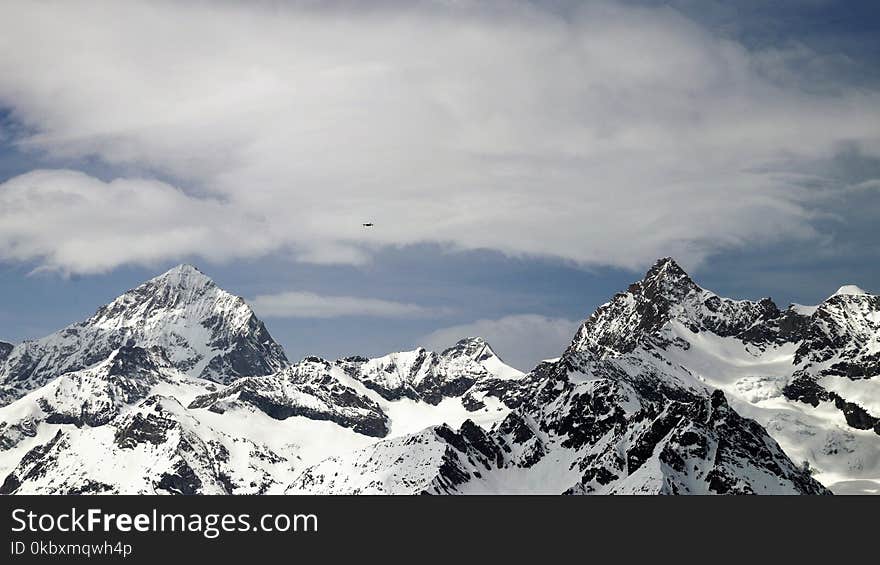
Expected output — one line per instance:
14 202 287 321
421 314 581 371
0 169 272 274
0 1 878 274
250 290 449 319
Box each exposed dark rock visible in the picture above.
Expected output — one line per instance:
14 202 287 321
0 342 12 364
115 410 176 449
156 460 203 495
784 374 880 435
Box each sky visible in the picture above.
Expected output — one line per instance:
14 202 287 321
0 0 878 370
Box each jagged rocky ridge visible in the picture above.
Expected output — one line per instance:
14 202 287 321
0 265 289 406
2 259 877 494
568 258 800 356
183 336 524 439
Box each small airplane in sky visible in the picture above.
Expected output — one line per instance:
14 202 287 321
362 223 374 227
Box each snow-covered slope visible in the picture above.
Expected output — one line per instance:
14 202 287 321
287 422 504 495
1 395 294 495
0 313 521 494
0 265 289 406
0 346 209 436
0 343 517 494
0 345 296 494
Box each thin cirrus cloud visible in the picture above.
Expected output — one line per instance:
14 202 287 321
249 290 451 320
420 314 582 371
0 1 878 275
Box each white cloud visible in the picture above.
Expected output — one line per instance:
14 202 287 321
0 1 878 274
250 290 448 319
421 314 581 371
0 169 272 274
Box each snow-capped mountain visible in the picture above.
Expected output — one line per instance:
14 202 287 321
336 337 523 404
792 285 880 381
563 258 880 493
1 259 876 494
0 265 289 406
1 346 197 432
568 257 793 356
0 338 520 493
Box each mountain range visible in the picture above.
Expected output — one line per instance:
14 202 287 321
1 258 878 494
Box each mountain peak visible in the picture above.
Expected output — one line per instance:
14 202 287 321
567 258 701 358
153 264 214 289
648 255 682 271
568 256 785 358
441 336 493 361
830 284 869 299
438 337 523 379
641 257 695 287
96 263 226 322
626 257 701 307
449 336 487 348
